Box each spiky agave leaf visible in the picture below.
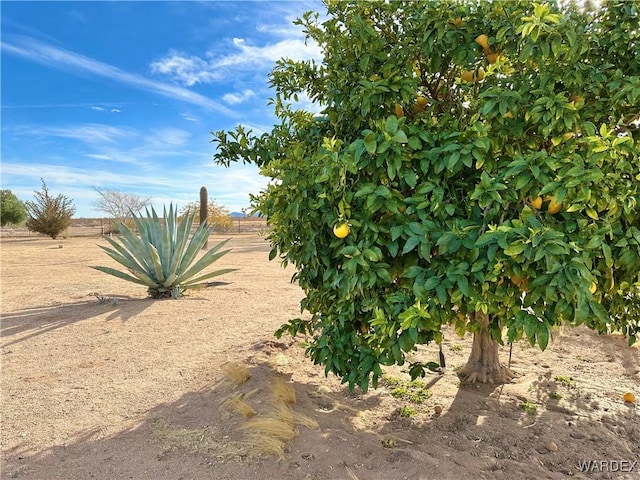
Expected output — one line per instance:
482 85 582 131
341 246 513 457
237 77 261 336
92 204 236 298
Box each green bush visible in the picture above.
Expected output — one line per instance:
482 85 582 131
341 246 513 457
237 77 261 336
0 190 27 227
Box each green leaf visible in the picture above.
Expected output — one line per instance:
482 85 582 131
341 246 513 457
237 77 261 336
402 235 422 254
504 242 525 257
392 130 408 144
385 116 399 134
364 132 377 154
536 322 550 350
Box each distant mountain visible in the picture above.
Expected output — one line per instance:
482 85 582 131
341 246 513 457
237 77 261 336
230 211 263 218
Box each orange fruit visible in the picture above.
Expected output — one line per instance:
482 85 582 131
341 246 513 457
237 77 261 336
416 95 428 107
476 67 485 81
475 34 490 51
453 18 463 28
487 52 500 64
333 222 350 239
394 103 404 117
530 196 543 210
546 196 562 215
460 70 475 82
623 392 636 403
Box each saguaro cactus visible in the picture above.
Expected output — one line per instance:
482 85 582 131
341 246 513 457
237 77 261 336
200 186 208 249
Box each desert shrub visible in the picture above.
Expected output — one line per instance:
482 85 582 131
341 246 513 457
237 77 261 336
180 200 234 232
24 179 75 239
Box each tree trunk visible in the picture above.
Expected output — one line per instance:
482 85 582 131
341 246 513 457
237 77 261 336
457 311 514 384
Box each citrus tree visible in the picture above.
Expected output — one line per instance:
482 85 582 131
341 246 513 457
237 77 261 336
212 0 640 390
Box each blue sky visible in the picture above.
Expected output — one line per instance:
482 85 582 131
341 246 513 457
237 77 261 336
1 1 324 217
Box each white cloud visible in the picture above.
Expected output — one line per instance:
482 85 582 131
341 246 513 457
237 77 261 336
149 27 322 87
179 113 198 122
8 123 133 144
150 51 221 86
110 108 121 113
1 162 171 189
222 89 257 105
2 158 266 217
1 35 236 116
147 127 191 147
91 105 105 112
213 37 322 69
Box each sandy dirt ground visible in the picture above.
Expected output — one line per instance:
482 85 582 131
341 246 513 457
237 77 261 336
1 235 639 480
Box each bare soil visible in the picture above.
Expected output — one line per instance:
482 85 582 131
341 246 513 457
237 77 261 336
1 235 639 480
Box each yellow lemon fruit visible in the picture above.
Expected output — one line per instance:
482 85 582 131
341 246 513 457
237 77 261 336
590 282 597 294
416 95 428 107
530 196 543 210
333 222 350 239
623 392 636 403
394 103 404 117
475 34 490 51
546 196 563 215
476 67 485 81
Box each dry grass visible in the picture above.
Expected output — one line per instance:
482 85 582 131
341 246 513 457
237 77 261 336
271 401 319 430
151 420 221 454
216 367 319 461
345 465 361 480
220 393 257 419
222 362 251 386
271 377 296 405
241 415 298 441
244 433 287 460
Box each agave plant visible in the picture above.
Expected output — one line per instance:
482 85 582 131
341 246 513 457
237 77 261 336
93 204 235 298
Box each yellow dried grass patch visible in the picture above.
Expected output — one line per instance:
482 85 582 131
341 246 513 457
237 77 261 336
271 377 296 405
220 393 257 419
219 371 319 460
271 401 319 430
240 416 298 441
222 362 251 385
244 433 287 460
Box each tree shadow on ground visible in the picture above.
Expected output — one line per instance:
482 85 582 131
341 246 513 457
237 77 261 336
382 328 640 480
3 336 638 480
1 358 390 480
0 296 151 347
